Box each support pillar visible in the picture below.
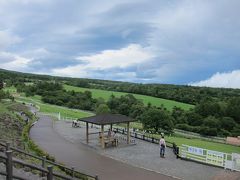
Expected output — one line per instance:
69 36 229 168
101 125 105 148
86 122 89 144
110 124 113 131
127 122 130 144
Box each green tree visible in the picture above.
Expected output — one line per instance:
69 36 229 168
195 101 222 117
220 117 236 131
96 104 110 114
185 111 203 126
203 116 220 129
0 80 3 89
226 98 240 123
140 107 174 133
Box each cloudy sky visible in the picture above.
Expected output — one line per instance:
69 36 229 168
0 0 240 88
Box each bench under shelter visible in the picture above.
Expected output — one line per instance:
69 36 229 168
79 113 136 148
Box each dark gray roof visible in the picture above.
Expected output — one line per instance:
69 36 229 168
79 113 136 125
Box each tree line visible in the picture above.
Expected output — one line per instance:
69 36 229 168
66 79 240 105
1 68 240 105
1 69 240 137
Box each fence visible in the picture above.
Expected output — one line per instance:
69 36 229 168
114 127 174 148
174 129 226 144
0 142 98 180
179 144 240 172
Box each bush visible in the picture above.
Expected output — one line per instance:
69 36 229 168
199 126 218 136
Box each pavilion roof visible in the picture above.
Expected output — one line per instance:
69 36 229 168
79 113 136 125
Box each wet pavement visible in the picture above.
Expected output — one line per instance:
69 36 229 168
30 114 176 180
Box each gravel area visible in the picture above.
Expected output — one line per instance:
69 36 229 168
54 120 240 180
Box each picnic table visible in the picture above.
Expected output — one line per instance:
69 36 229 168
104 137 118 147
99 133 118 147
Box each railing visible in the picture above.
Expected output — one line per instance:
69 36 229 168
0 142 98 180
174 129 226 144
0 150 74 180
114 127 173 147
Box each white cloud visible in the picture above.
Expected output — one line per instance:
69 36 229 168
52 44 154 77
190 70 240 89
0 52 32 71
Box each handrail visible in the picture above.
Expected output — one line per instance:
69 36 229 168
0 142 98 179
113 127 174 147
0 151 75 180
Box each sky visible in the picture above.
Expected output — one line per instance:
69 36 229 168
0 0 240 88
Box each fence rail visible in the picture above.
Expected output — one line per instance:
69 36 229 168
0 142 98 180
114 127 173 148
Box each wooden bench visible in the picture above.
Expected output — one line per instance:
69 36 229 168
104 137 118 147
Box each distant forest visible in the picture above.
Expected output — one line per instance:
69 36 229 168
1 69 240 137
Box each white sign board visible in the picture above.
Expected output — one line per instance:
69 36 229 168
188 146 204 156
206 150 224 166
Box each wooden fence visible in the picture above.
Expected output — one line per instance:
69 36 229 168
114 127 172 146
0 142 98 180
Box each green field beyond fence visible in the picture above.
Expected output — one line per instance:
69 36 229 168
64 84 194 111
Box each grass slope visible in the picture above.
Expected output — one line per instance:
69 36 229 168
64 84 194 111
4 86 93 119
16 95 93 119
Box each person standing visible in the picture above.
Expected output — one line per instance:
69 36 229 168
159 136 166 158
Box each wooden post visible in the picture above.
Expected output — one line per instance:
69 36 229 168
42 156 46 177
86 122 89 144
110 124 113 131
47 165 53 180
101 125 105 148
127 122 130 144
71 167 74 178
6 150 13 180
6 142 10 151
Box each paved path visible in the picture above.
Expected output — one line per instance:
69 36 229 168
30 114 176 180
55 120 238 180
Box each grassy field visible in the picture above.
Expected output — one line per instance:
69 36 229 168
16 95 93 119
165 136 240 154
0 101 8 113
3 86 92 119
3 86 17 93
64 84 194 111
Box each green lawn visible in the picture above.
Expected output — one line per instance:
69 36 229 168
3 86 17 93
16 95 93 119
0 101 9 113
165 136 240 154
64 84 194 111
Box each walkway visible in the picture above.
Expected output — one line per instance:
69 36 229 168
55 120 239 180
30 114 176 180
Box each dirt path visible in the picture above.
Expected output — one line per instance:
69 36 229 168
30 114 177 180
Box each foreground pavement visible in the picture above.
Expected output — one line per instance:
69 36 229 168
30 114 177 180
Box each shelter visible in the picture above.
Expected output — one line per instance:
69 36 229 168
79 113 136 148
